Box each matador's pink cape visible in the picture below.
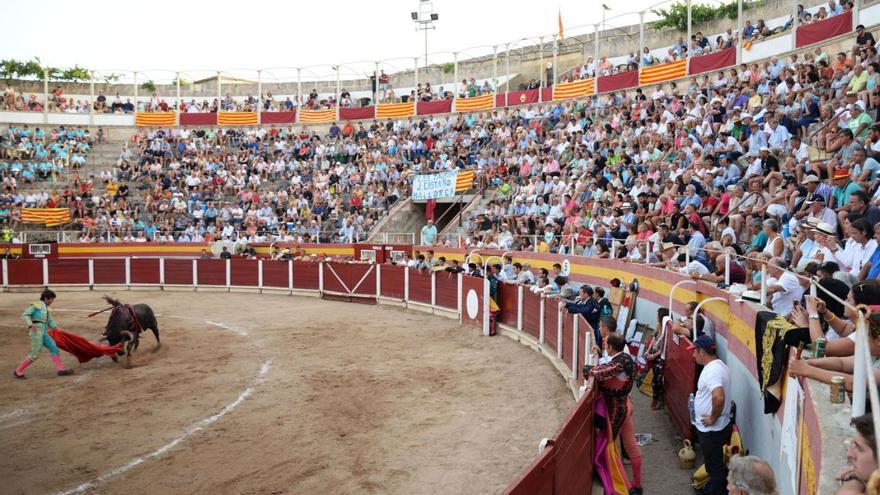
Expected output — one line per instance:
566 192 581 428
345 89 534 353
47 329 123 363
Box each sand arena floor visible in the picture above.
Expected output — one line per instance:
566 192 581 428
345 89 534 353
0 291 573 495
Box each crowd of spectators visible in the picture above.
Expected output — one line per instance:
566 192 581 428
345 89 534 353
0 125 91 205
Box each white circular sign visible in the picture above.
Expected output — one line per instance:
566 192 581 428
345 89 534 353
466 289 479 320
561 259 571 277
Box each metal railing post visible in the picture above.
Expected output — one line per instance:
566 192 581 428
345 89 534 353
853 311 868 417
760 264 767 306
693 297 726 340
724 253 730 286
669 279 697 317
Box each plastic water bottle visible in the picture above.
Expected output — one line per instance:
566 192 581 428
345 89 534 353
688 393 696 425
782 223 790 239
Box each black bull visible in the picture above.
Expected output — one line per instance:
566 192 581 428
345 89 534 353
103 300 160 357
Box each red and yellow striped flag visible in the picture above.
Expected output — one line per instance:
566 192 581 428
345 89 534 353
217 112 258 126
135 112 176 126
455 170 474 192
639 58 687 85
299 109 336 124
21 208 71 227
553 78 595 100
456 94 494 112
376 102 415 119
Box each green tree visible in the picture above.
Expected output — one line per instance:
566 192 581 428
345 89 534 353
141 80 157 92
651 0 757 33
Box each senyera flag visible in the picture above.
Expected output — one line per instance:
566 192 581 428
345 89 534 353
21 208 71 227
135 112 176 126
455 170 474 192
456 94 494 112
217 112 258 126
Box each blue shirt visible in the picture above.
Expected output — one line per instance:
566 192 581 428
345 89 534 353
868 246 880 280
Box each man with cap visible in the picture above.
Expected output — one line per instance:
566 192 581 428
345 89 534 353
743 119 768 158
831 167 863 214
805 192 838 229
612 202 636 240
765 257 805 315
690 334 732 495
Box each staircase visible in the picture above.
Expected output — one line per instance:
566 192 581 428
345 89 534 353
367 198 423 244
437 192 495 246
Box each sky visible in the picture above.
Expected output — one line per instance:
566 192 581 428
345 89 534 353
3 0 675 81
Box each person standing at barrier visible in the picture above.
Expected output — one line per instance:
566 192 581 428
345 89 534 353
486 264 500 336
690 335 733 495
13 289 74 379
590 332 643 494
420 219 437 246
644 307 671 410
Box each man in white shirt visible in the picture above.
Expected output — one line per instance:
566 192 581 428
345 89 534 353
766 257 805 315
689 335 732 495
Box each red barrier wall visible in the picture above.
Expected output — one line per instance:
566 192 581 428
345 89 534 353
409 270 432 304
597 70 639 93
7 259 43 285
797 10 852 48
460 275 485 328
502 89 540 106
93 258 126 285
322 262 349 294
548 386 596 495
522 290 542 340
164 259 193 285
293 262 320 290
561 313 574 373
48 259 89 285
349 264 377 296
497 283 519 327
130 258 160 285
197 259 226 286
260 111 296 124
380 264 405 299
664 331 696 441
417 99 452 115
545 299 560 354
689 48 736 75
179 113 217 126
576 316 588 384
504 446 556 495
262 260 289 289
339 107 375 121
504 385 596 494
230 259 259 287
434 272 458 309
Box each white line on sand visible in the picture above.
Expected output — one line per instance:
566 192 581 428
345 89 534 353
204 320 248 336
55 361 271 495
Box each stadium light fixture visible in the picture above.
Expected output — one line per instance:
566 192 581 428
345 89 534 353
411 0 438 74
